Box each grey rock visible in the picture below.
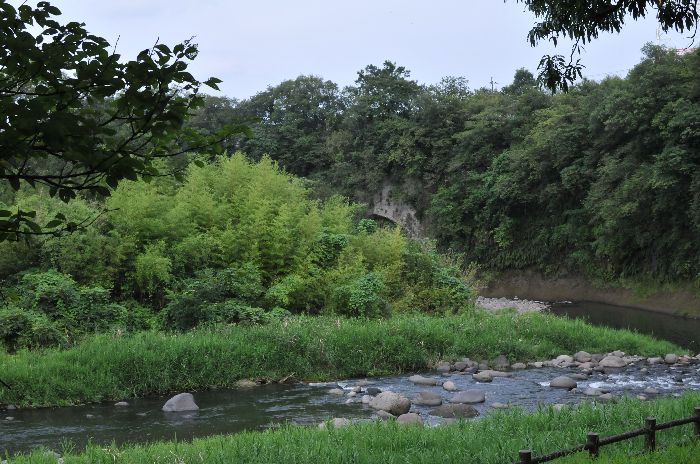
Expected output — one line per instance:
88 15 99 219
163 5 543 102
442 381 457 392
647 357 663 364
235 379 258 388
578 362 594 369
573 351 592 363
396 412 423 425
86 414 95 419
591 354 605 362
347 391 357 397
511 362 527 370
4 416 13 421
432 403 479 418
375 410 395 420
366 387 382 396
319 418 351 429
554 355 574 365
162 393 199 412
528 362 544 368
472 371 493 382
355 379 372 387
644 387 659 394
453 361 468 371
610 350 625 357
492 354 510 370
598 393 614 401
451 389 486 404
550 376 577 389
599 355 627 368
664 353 678 364
478 362 489 370
328 388 345 395
491 402 510 409
436 362 452 373
583 387 603 396
408 375 438 386
570 373 588 380
369 391 411 416
350 386 362 393
413 391 442 406
362 395 371 404
114 401 129 407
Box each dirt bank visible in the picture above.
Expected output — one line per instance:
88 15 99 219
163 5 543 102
480 270 700 317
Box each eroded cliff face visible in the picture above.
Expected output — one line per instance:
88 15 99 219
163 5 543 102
480 270 700 317
370 184 425 240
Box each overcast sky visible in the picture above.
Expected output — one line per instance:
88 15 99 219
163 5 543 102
45 1 696 99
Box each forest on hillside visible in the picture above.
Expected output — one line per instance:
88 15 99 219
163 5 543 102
192 45 700 285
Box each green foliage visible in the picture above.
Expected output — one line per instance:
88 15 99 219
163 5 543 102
0 1 242 238
216 48 699 286
330 272 388 318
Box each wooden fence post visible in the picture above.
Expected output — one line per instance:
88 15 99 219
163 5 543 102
518 450 533 464
644 417 656 451
695 406 700 437
586 432 600 458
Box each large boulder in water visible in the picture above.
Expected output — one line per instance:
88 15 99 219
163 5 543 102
550 376 577 389
162 393 199 412
369 391 411 416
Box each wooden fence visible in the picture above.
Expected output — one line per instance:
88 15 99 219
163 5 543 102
516 405 700 463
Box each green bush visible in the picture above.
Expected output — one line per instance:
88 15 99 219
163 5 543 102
331 272 389 318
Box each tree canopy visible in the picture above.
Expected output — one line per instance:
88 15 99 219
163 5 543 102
0 1 243 239
516 0 699 91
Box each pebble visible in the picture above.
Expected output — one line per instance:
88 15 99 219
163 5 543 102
114 401 129 407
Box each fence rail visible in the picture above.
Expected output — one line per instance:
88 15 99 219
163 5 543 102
516 405 700 463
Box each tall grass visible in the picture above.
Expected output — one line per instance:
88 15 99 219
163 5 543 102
0 312 682 407
7 391 700 463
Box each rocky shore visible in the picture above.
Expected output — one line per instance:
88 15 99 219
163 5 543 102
476 296 549 313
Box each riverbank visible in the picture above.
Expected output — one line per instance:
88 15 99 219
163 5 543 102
5 391 700 463
480 270 700 317
0 312 682 408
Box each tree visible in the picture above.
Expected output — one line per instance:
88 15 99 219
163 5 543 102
517 0 699 92
0 1 244 240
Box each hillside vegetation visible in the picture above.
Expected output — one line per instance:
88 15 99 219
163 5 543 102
204 45 700 286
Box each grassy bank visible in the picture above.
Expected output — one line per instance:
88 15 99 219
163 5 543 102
0 312 681 407
6 391 700 463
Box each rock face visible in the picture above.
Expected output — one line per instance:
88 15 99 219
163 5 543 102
451 389 486 404
162 393 199 412
396 413 423 425
432 404 479 418
369 391 411 416
413 391 442 406
408 375 438 386
549 376 577 389
599 355 627 368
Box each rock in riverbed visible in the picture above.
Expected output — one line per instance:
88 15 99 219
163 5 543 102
442 381 457 392
549 376 577 389
413 391 442 406
409 374 439 386
451 389 486 404
319 418 351 429
598 355 627 368
369 391 411 416
162 393 199 412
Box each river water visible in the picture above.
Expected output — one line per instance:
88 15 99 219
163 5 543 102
2 360 700 456
549 301 700 352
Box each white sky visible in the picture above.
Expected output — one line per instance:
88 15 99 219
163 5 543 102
36 1 698 98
